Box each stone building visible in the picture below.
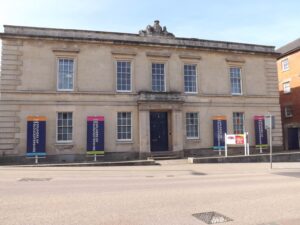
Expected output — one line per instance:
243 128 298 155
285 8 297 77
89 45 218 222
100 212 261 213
277 39 300 150
0 21 283 162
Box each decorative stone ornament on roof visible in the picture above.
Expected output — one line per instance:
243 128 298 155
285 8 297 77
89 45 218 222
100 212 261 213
139 20 175 38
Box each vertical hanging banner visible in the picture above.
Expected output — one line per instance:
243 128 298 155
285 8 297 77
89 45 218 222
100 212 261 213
26 116 47 157
87 116 104 155
254 116 268 148
212 116 227 150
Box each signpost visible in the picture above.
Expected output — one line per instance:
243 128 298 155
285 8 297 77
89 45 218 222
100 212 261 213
87 116 104 161
254 116 268 153
26 116 47 164
212 116 227 155
224 133 249 157
264 113 274 169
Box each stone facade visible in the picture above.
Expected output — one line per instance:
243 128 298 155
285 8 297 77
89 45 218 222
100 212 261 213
0 22 283 162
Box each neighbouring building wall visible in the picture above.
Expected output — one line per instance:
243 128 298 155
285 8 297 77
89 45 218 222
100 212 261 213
277 50 300 149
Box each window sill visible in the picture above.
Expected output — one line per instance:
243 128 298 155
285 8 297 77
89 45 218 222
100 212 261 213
57 90 74 92
54 142 74 150
184 92 198 95
116 90 133 93
186 137 200 141
116 140 133 144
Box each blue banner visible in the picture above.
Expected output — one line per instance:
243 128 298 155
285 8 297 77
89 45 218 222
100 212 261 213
26 116 46 157
87 116 104 155
254 116 268 148
213 116 227 150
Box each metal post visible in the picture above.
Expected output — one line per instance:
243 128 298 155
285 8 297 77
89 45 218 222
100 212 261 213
246 132 250 156
94 154 97 162
225 133 228 157
270 114 273 169
35 155 38 164
244 132 247 156
260 145 262 154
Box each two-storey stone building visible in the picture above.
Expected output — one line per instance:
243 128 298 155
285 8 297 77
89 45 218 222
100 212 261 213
0 21 283 162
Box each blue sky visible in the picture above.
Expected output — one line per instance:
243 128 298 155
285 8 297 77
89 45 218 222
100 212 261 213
0 0 299 48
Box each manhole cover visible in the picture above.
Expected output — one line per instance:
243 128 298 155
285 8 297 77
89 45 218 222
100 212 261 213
191 171 206 176
19 178 52 182
192 211 233 224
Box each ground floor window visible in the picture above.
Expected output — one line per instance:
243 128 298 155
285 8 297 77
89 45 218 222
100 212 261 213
117 112 132 140
233 112 244 134
186 112 199 139
57 112 73 142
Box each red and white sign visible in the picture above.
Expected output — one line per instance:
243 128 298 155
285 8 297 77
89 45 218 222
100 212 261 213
226 134 244 145
225 132 249 157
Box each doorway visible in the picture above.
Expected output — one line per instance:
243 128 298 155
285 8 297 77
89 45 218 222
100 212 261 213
150 112 169 151
288 128 300 150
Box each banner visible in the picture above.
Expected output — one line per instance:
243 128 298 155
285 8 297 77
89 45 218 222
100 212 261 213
87 116 104 155
254 116 268 148
212 116 227 150
26 116 46 157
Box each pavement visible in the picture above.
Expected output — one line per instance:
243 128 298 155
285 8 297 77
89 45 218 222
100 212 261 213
1 160 300 225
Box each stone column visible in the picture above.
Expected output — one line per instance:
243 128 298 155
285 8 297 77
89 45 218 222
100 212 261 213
172 110 183 153
139 110 150 157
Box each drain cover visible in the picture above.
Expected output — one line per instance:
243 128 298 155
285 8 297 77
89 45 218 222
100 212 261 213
191 171 206 176
192 211 233 224
19 178 52 182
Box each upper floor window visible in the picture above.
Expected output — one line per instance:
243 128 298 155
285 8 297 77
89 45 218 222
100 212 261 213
233 112 244 134
117 112 132 141
186 112 199 139
58 58 74 91
116 61 131 92
230 67 242 95
57 112 73 142
152 63 165 92
281 58 289 72
284 106 293 118
283 81 291 94
184 64 197 93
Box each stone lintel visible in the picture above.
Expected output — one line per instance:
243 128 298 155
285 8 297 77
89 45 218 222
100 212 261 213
52 48 80 53
111 50 137 57
138 91 184 103
146 52 171 58
179 54 202 60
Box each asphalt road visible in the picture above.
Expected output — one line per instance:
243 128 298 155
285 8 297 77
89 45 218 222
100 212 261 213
1 161 300 225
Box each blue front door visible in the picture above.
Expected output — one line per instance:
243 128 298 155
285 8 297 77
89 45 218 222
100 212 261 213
150 112 168 151
288 128 299 150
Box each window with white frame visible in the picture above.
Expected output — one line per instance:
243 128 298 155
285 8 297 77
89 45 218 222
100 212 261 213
57 112 73 142
284 106 293 117
281 58 289 71
233 112 244 134
230 67 242 95
186 112 199 139
58 58 74 91
117 61 131 92
152 63 165 92
184 64 197 93
283 81 291 93
117 112 132 140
